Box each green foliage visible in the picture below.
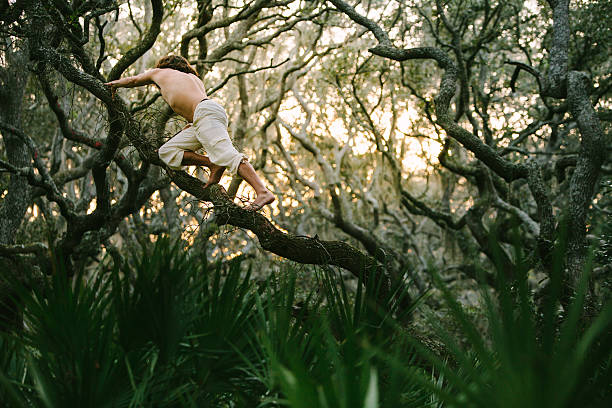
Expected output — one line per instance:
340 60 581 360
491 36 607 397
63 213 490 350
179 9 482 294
418 244 612 408
1 237 611 407
4 257 130 407
0 239 262 407
250 266 431 408
112 240 200 362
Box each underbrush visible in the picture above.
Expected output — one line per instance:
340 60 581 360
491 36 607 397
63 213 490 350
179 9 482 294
0 238 610 407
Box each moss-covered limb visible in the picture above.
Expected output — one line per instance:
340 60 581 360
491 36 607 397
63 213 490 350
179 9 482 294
166 170 380 277
565 72 609 286
543 0 570 98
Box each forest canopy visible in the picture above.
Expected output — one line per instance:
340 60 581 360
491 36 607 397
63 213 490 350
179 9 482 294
0 0 610 405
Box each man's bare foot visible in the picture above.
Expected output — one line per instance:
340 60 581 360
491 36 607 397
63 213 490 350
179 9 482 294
204 164 226 187
245 190 275 211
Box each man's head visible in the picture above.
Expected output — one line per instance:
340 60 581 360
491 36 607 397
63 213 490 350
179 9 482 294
155 55 199 77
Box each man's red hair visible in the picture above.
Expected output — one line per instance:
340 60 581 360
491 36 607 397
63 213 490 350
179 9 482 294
155 55 199 77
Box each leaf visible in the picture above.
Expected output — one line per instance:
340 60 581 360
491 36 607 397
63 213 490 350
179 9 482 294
364 368 378 408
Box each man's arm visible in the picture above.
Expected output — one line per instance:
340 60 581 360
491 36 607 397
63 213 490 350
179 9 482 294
104 69 158 89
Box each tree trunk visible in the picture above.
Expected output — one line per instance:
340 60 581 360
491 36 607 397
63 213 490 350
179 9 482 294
0 44 30 245
0 41 30 330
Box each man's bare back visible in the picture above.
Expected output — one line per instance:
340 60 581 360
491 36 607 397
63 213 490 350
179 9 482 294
106 68 206 122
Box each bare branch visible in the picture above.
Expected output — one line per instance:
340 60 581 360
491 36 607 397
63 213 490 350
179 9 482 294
207 57 290 95
328 0 391 46
108 0 163 81
0 242 48 256
493 196 540 236
0 122 76 220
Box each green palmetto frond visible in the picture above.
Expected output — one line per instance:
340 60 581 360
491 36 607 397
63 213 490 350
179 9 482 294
249 265 430 408
111 237 265 406
418 234 612 408
14 255 132 407
4 233 606 407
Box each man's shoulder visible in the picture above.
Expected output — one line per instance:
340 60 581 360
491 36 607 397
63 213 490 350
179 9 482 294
148 68 193 80
144 68 164 78
143 69 183 87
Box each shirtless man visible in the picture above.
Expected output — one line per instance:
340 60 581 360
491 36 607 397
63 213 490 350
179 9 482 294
104 55 275 210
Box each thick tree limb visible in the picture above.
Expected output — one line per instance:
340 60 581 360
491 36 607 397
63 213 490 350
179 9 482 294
37 72 101 148
543 0 569 98
166 171 378 275
565 71 609 284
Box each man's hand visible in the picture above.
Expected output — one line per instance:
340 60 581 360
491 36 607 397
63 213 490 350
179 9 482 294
104 81 118 100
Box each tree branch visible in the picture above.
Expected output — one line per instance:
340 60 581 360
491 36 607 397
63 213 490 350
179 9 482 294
0 242 48 256
108 0 163 81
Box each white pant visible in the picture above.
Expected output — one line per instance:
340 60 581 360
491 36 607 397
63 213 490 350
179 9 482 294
158 99 248 174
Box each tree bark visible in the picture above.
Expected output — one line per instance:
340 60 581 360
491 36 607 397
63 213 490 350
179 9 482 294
565 72 608 289
0 41 31 330
0 43 30 245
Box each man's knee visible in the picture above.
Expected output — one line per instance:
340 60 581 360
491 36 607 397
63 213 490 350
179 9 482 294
158 143 180 167
158 142 173 157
